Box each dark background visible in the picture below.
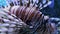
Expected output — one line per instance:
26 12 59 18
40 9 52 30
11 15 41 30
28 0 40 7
40 0 60 18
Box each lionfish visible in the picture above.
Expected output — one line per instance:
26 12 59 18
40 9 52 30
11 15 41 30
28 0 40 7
7 5 57 34
0 0 57 34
